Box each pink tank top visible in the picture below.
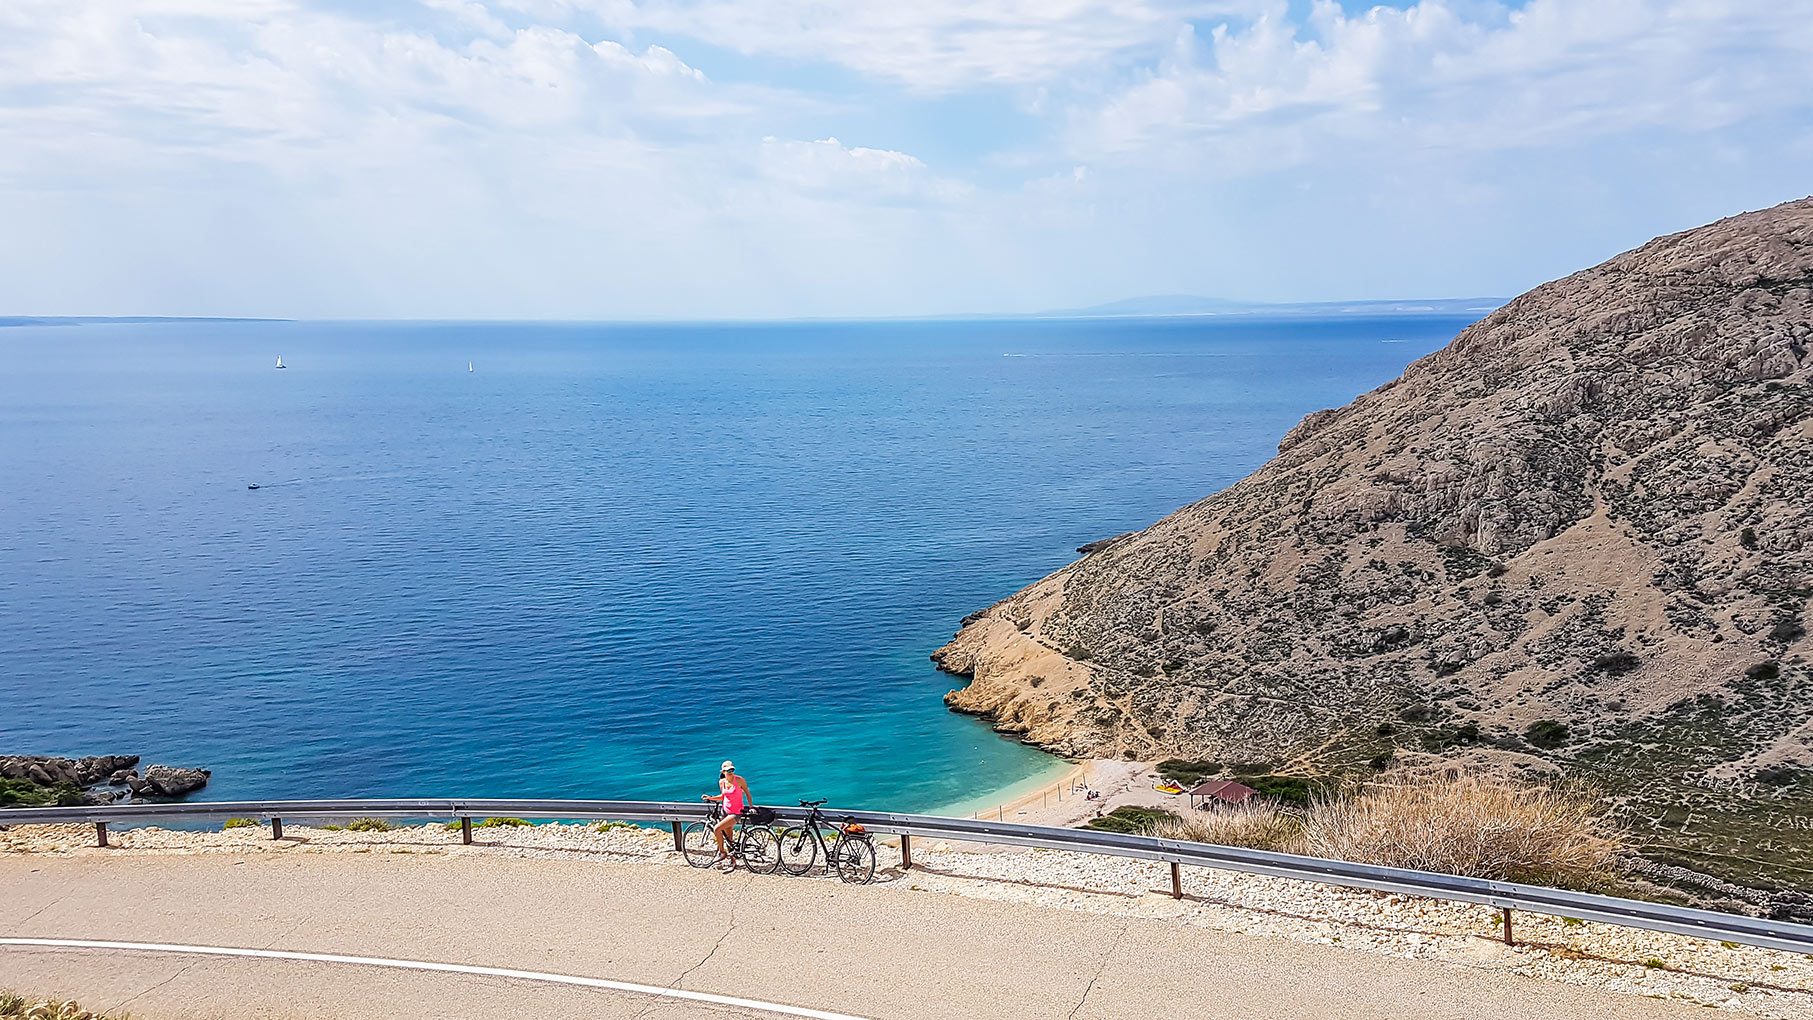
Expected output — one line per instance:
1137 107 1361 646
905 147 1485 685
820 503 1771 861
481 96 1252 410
721 776 746 814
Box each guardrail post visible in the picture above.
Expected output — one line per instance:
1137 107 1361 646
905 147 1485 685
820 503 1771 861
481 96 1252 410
671 821 684 852
461 817 473 845
270 817 283 840
900 833 913 871
1502 907 1514 946
1170 862 1182 899
94 822 108 848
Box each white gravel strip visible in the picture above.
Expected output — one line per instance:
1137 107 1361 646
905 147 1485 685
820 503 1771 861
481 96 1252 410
4 821 1809 1017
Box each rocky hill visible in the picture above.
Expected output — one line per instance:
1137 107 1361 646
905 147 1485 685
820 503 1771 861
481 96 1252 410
934 198 1813 893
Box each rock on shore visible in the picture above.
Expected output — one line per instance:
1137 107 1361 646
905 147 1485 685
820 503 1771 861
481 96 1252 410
934 197 1813 890
0 754 210 805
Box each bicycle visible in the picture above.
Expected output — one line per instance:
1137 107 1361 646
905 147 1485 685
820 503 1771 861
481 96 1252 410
774 798 876 884
681 801 779 873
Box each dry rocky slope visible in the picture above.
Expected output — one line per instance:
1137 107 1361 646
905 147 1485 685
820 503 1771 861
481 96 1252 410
935 198 1813 896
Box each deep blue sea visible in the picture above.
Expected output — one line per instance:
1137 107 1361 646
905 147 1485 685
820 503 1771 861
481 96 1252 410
0 315 1473 812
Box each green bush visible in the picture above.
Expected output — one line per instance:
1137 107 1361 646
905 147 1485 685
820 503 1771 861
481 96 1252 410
1155 759 1222 785
346 817 393 832
1235 774 1323 806
1418 723 1481 752
1525 720 1570 749
1747 661 1781 681
1740 527 1759 550
0 779 84 808
477 817 530 828
1082 806 1177 834
1592 650 1639 675
592 821 641 833
223 817 259 829
1769 619 1805 644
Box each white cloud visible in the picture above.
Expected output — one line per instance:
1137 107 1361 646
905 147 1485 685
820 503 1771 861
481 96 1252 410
570 0 1265 93
1069 0 1813 168
0 0 1807 319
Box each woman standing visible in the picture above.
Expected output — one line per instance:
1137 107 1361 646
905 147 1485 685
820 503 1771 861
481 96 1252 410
703 760 752 868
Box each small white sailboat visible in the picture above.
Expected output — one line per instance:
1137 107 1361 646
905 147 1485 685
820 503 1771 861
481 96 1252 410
275 355 286 369
468 362 473 372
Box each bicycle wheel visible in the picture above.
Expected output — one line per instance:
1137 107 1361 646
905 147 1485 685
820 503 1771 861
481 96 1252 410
680 822 719 869
833 836 876 884
775 826 819 876
740 825 780 874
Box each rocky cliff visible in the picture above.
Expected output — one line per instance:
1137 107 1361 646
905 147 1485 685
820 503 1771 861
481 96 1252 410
935 198 1813 891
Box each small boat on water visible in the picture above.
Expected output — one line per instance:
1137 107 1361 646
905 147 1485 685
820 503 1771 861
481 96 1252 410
468 362 473 372
275 355 286 369
247 484 260 490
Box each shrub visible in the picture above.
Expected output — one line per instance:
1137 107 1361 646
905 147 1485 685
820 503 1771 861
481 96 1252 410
1235 774 1322 806
1593 650 1640 675
1747 661 1781 681
1368 751 1394 770
1082 806 1176 834
477 817 530 828
592 821 641 833
1065 643 1093 662
223 817 259 829
1153 801 1303 852
1740 527 1759 550
0 779 87 808
1156 759 1222 785
346 817 393 832
1419 723 1481 751
1375 722 1394 736
1769 619 1805 644
1525 719 1570 749
1295 773 1624 889
1486 562 1509 578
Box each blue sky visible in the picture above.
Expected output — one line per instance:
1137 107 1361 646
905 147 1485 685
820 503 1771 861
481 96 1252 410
1 0 1808 319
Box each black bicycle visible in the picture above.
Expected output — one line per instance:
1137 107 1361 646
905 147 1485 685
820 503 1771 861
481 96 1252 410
681 802 779 873
774 798 876 884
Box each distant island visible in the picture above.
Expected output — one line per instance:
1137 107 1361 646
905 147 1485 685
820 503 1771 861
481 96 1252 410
1045 295 1505 318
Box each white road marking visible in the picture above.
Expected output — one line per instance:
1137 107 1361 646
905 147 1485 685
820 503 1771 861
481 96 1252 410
0 938 872 1020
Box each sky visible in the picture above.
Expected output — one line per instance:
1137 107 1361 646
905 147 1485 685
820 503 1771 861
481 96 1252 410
1 0 1810 319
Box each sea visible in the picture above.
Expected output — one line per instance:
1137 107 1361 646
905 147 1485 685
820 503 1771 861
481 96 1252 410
0 314 1477 813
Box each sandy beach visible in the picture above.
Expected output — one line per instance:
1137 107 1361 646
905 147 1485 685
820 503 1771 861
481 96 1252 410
947 758 1188 830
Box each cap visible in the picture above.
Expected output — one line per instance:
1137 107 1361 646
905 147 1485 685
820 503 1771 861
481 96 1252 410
721 760 735 771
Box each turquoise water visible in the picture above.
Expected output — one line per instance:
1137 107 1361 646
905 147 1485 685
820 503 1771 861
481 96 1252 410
0 315 1470 811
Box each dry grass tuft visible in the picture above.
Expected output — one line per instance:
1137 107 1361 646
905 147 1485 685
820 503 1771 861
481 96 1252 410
1295 773 1624 888
1151 800 1303 852
0 991 125 1019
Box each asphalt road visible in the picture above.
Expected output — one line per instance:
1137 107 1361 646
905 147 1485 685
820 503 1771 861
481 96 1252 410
0 853 1703 1019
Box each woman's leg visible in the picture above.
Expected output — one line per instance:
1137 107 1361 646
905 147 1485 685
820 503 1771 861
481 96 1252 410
712 815 735 856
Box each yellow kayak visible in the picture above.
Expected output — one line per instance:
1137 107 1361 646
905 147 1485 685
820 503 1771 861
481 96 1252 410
1153 783 1185 795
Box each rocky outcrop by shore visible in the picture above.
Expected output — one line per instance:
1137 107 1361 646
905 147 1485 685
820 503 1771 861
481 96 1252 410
0 755 210 805
934 197 1813 891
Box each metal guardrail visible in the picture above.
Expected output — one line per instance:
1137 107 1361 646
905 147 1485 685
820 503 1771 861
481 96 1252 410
5 798 1811 955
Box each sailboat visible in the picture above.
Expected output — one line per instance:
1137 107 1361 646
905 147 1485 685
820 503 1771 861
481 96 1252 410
275 355 286 370
468 362 473 372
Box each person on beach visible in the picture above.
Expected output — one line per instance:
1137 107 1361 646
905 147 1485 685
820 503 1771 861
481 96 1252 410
703 760 752 867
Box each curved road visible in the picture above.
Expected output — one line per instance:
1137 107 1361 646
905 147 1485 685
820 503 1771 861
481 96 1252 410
1 853 1704 1019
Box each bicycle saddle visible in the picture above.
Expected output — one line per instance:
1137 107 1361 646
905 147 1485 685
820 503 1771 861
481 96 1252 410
800 798 828 807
